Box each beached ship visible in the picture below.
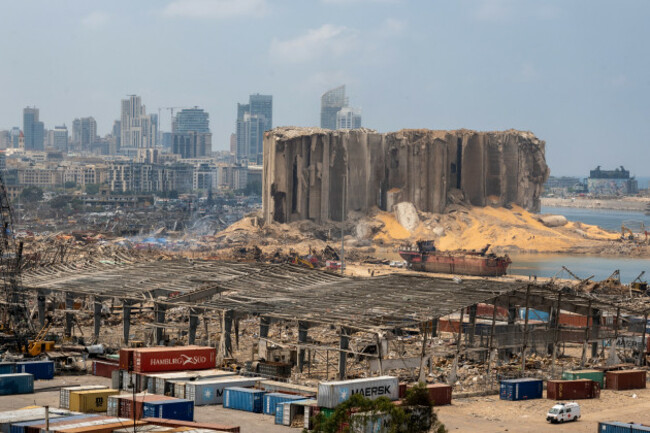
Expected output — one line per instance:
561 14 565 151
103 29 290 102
399 241 511 276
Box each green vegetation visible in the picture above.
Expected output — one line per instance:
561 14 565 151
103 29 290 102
64 181 77 189
19 186 43 202
85 183 100 195
308 383 446 433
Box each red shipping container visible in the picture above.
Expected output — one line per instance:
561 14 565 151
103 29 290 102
92 360 119 378
425 384 452 406
133 346 216 373
141 417 240 433
119 394 175 419
606 370 647 390
119 348 135 370
546 379 600 400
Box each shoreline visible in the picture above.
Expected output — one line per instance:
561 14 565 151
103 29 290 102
542 196 650 212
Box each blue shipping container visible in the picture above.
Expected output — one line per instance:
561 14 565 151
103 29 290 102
9 415 97 433
263 393 308 415
142 399 194 422
16 361 54 380
275 403 284 425
0 373 33 396
518 308 549 322
599 422 650 433
0 363 15 375
500 378 543 401
223 387 265 413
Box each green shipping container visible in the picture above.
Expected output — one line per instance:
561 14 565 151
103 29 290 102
562 370 604 388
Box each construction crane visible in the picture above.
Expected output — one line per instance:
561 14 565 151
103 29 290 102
631 271 648 295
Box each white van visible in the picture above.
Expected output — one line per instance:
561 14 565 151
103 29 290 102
546 402 581 423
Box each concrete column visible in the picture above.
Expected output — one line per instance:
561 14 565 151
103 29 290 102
338 327 350 380
155 303 166 345
188 309 199 345
37 293 46 328
591 310 601 358
468 304 478 345
430 319 438 338
64 292 74 337
93 297 103 341
298 321 309 373
123 302 131 345
259 316 271 360
224 310 233 357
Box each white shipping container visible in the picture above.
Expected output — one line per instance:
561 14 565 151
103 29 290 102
186 376 261 405
59 385 108 409
0 408 71 433
317 376 399 409
40 417 129 433
149 369 234 395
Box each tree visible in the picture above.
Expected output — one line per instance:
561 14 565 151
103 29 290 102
64 181 77 189
85 183 100 195
20 186 43 203
241 180 262 196
49 195 69 210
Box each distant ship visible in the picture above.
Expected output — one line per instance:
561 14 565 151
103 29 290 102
399 241 511 276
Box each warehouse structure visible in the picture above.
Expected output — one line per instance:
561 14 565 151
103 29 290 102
19 257 650 387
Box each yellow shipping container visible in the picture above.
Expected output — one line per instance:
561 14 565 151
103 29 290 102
69 389 119 413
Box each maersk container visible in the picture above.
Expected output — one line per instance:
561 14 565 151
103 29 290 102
186 377 260 406
598 422 650 432
263 393 308 415
142 399 194 422
0 363 15 375
0 373 33 395
499 378 543 401
223 387 265 413
60 386 109 409
278 399 314 427
317 376 399 409
562 369 605 388
10 415 96 433
15 362 54 380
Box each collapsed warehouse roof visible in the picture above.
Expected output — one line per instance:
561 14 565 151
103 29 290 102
20 258 646 332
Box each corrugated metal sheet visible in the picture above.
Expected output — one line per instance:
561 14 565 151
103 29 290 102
142 400 194 422
138 417 240 433
0 364 15 375
263 393 307 415
0 408 71 433
317 376 399 409
598 422 650 433
0 374 33 396
186 377 260 406
59 386 108 410
223 388 265 413
15 362 54 380
11 415 97 433
41 418 128 433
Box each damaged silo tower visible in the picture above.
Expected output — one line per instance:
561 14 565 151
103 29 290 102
262 127 549 224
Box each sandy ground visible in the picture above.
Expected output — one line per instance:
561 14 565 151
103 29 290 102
0 375 292 433
437 386 650 432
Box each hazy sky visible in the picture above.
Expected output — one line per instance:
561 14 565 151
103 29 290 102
0 0 648 176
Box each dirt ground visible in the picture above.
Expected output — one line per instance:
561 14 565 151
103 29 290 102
437 386 650 432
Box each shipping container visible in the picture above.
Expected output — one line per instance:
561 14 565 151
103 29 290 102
499 378 543 401
304 403 320 431
119 395 175 420
40 417 126 433
147 370 234 395
91 361 119 379
60 386 109 410
0 408 72 433
56 421 147 433
112 425 173 433
317 376 399 409
518 308 549 322
424 384 452 406
186 377 260 406
110 371 121 391
606 370 647 390
69 389 120 413
223 387 265 413
562 369 605 388
263 393 307 415
15 362 54 380
0 374 33 396
119 349 134 371
0 363 15 375
546 379 599 400
398 383 406 399
349 412 392 433
142 399 194 422
598 422 650 433
139 417 240 433
132 346 216 373
256 362 292 378
277 399 314 427
12 415 98 433
257 380 317 396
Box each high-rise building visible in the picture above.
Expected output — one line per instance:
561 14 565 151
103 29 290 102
235 94 273 163
320 86 347 130
9 127 21 148
120 95 157 157
23 107 45 151
230 133 236 155
0 131 9 149
171 107 212 159
72 117 97 152
336 107 362 129
52 125 69 152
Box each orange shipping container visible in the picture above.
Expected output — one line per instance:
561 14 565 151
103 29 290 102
56 421 146 433
140 417 240 433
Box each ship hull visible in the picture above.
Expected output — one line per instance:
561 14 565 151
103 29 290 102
399 251 510 276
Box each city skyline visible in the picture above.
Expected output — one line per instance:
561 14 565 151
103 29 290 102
0 1 649 176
